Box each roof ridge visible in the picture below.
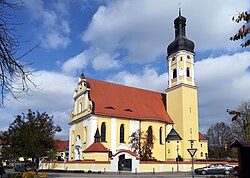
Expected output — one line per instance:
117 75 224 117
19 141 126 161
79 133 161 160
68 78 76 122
87 78 165 95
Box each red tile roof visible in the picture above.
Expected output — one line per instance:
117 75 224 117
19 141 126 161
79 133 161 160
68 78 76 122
83 142 110 153
87 78 173 124
199 133 207 140
56 140 69 152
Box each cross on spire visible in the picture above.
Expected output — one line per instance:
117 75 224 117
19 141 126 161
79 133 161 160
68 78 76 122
178 2 182 16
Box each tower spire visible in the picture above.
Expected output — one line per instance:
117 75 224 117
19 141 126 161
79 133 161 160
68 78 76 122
167 11 194 56
94 128 101 142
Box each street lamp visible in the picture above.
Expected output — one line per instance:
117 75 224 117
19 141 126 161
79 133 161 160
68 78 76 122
176 144 179 172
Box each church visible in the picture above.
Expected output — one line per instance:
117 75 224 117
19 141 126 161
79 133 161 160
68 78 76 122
68 11 208 172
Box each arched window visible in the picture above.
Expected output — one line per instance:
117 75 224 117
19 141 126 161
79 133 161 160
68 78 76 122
173 69 177 79
101 122 106 142
120 124 125 143
79 102 82 113
76 135 81 142
187 67 190 77
147 126 153 144
159 127 163 144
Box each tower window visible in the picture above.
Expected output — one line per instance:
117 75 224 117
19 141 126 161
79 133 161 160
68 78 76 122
179 68 184 76
190 128 192 134
101 122 106 142
173 69 177 79
120 124 125 143
187 67 191 77
180 57 183 61
159 127 163 144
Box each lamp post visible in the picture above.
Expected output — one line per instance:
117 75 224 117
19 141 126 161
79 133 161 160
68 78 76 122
176 144 179 172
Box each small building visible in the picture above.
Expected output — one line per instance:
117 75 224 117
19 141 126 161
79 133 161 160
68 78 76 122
231 140 250 178
56 140 69 161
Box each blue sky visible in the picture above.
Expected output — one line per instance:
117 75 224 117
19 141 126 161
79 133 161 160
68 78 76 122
0 0 250 139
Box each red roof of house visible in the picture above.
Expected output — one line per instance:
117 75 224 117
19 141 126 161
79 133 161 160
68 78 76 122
199 133 207 140
56 140 69 152
0 139 7 145
83 142 110 153
87 78 173 124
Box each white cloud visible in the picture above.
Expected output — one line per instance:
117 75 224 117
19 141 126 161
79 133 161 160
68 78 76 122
196 52 250 133
108 68 168 92
92 52 120 70
52 111 71 139
82 0 249 63
61 47 121 74
6 71 76 112
43 31 71 49
0 111 15 131
24 0 71 49
62 51 89 75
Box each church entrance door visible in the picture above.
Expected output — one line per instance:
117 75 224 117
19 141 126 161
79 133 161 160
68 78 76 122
118 154 132 171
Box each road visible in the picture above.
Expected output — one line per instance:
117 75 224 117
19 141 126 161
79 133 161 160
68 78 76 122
4 169 235 178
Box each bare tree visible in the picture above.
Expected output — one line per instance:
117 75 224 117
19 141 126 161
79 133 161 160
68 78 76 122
206 122 235 159
230 11 250 47
0 0 37 107
227 101 250 142
206 122 233 148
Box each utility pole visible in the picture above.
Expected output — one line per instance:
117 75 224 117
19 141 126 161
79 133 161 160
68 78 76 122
176 144 179 172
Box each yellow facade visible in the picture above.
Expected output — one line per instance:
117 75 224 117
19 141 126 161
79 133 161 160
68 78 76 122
140 121 167 161
84 152 109 161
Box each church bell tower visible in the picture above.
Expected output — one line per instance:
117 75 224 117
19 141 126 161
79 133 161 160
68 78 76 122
166 10 199 160
167 9 195 88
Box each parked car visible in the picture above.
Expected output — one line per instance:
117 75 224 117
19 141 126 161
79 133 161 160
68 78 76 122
14 162 37 172
194 164 234 175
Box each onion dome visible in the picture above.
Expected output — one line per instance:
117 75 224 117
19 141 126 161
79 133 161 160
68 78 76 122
167 9 194 56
